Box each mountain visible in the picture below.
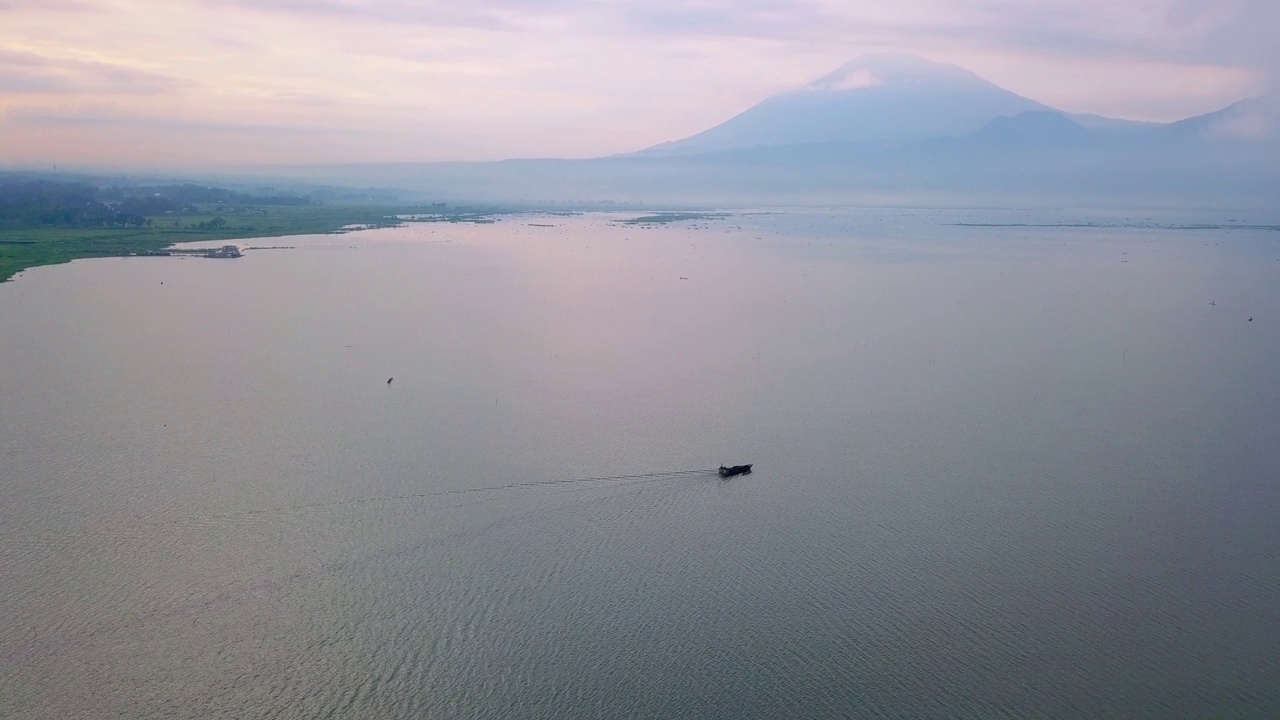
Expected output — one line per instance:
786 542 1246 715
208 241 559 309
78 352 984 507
641 55 1049 155
251 57 1278 208
1166 94 1277 142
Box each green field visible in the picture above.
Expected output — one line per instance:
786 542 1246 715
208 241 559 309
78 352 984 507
0 205 427 283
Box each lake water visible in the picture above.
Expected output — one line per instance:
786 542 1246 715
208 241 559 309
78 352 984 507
2 209 1279 718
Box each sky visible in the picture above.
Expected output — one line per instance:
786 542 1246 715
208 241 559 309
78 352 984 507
0 0 1275 166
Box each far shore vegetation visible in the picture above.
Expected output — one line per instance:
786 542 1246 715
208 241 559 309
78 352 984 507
0 176 502 282
623 212 729 225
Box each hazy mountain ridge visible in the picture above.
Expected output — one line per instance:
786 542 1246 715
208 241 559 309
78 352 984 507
642 55 1277 154
1168 95 1278 141
243 55 1279 207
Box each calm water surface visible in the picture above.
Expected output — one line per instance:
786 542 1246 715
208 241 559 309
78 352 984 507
2 210 1279 718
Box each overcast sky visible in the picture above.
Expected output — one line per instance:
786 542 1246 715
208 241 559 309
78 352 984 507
1 0 1275 166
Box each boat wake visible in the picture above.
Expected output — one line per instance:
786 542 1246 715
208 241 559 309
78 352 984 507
240 468 719 518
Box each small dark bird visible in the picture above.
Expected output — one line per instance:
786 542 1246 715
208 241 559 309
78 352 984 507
1248 317 1253 322
387 377 394 384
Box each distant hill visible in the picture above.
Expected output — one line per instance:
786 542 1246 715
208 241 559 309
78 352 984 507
967 111 1092 148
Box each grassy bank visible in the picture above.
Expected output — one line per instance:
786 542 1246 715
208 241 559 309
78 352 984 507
1 205 418 283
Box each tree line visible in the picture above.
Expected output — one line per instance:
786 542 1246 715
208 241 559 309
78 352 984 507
0 179 312 230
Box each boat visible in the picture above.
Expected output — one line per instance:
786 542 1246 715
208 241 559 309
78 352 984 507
718 464 752 477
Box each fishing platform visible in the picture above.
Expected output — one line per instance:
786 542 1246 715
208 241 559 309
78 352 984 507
123 245 242 259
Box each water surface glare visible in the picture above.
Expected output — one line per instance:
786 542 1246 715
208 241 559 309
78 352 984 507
2 210 1279 718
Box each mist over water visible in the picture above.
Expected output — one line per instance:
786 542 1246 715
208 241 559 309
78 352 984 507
2 210 1279 718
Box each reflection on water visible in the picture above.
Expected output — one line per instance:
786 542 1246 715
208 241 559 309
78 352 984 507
2 210 1279 718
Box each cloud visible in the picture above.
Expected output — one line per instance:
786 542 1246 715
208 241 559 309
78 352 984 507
0 47 184 96
613 0 840 40
4 107 290 131
0 0 101 13
203 0 935 42
960 0 1273 70
0 74 73 94
200 0 579 31
0 105 414 166
195 0 1280 88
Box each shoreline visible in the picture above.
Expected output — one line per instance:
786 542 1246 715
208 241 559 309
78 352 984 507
0 205 515 283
